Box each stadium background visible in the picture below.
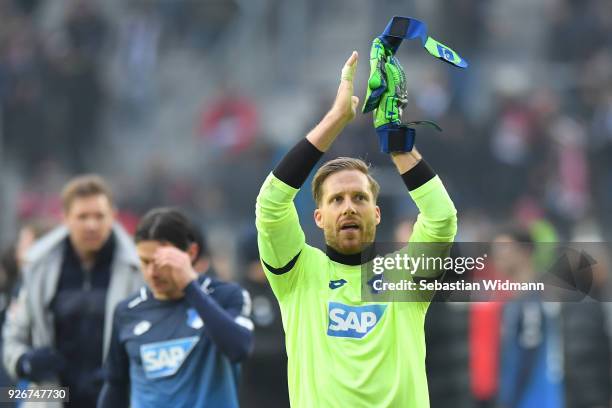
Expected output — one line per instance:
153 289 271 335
1 0 611 406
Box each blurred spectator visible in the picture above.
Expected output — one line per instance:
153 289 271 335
559 241 611 408
2 175 143 407
589 87 612 241
186 0 238 51
487 95 539 212
547 0 606 62
208 138 278 227
0 219 57 324
492 223 611 408
470 300 503 408
237 228 288 408
0 219 56 323
544 116 590 234
438 0 488 55
198 86 259 155
0 0 110 175
0 249 18 311
0 248 18 407
561 300 611 408
469 239 507 408
395 219 473 408
0 12 46 176
493 229 564 408
0 218 54 406
115 0 160 121
65 0 108 62
11 218 56 290
44 0 108 173
426 301 472 408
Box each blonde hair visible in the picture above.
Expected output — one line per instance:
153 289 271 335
311 157 380 205
61 174 113 211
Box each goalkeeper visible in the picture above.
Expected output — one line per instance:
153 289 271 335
255 48 458 407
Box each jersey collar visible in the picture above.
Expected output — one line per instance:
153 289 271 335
325 244 377 266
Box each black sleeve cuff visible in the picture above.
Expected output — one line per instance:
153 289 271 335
16 354 27 378
401 159 436 191
272 139 324 189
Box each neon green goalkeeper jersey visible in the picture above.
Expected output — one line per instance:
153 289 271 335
255 172 457 408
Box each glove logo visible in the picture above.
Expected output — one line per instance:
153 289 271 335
436 44 455 62
327 302 387 339
140 336 199 379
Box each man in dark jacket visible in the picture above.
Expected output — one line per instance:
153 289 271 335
2 175 143 407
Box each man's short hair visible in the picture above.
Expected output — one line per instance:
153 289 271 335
496 226 534 246
312 157 380 206
495 225 535 256
61 174 114 212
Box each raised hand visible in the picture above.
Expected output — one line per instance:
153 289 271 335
331 51 360 123
154 246 198 292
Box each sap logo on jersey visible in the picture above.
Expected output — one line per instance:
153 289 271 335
140 336 199 379
327 302 387 339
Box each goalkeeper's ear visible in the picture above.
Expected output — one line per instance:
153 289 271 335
314 208 324 230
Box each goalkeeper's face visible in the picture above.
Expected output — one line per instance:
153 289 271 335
314 170 381 255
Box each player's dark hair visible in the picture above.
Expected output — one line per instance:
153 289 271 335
135 208 199 252
495 225 535 255
191 224 209 259
496 226 534 245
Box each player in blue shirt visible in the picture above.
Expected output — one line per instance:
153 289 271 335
97 208 254 408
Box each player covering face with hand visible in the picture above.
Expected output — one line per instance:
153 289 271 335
255 49 458 407
98 208 253 408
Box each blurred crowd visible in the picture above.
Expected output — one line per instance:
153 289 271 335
1 0 612 406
